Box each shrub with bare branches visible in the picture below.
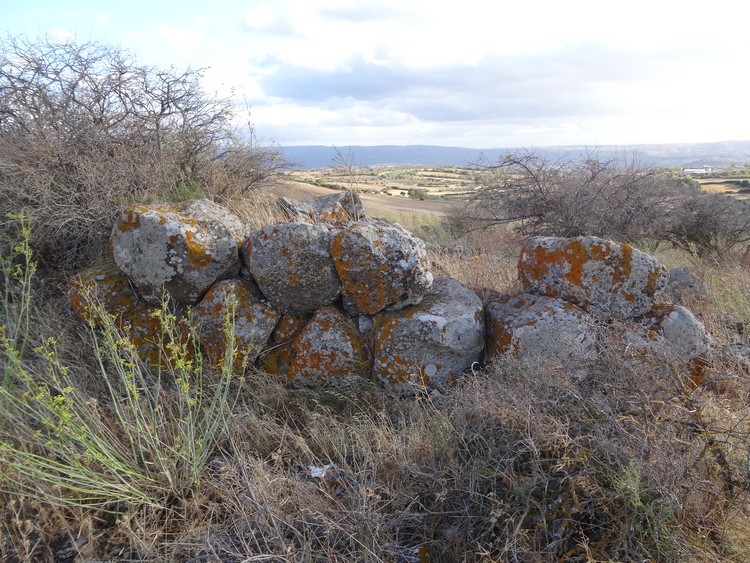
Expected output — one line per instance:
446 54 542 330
0 35 286 270
457 151 750 257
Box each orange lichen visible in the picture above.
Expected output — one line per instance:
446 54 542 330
286 306 369 383
273 314 306 343
183 230 213 268
611 243 632 287
69 263 140 325
644 268 666 296
523 239 588 289
116 206 146 233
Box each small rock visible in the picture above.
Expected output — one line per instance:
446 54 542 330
266 306 370 386
111 200 245 305
69 261 140 325
192 279 280 372
278 190 365 225
485 293 598 366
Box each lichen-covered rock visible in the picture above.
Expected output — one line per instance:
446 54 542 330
665 267 705 304
278 191 365 226
265 306 369 386
518 236 668 320
485 293 598 366
373 277 484 394
332 218 433 315
192 279 280 372
111 199 245 305
69 262 140 324
120 306 195 369
243 222 341 316
272 314 307 344
631 303 711 360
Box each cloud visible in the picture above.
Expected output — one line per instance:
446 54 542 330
159 25 205 56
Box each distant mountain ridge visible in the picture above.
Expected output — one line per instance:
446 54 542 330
282 140 750 169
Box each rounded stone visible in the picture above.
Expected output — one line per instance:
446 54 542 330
332 218 433 316
373 277 484 395
243 222 341 316
485 293 598 366
111 199 245 305
518 236 668 320
266 306 369 387
192 279 281 372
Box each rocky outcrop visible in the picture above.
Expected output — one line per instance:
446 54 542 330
332 218 433 315
243 222 340 316
373 277 484 394
518 236 668 320
278 190 365 226
111 200 244 305
485 293 597 366
192 279 281 371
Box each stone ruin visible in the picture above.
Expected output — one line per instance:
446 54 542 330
69 191 711 394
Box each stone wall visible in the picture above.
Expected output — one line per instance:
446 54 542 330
70 192 710 394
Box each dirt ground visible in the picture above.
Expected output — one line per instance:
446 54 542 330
268 179 454 217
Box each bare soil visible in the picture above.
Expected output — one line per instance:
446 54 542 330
269 178 455 217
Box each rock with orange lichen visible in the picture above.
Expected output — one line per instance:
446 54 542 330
518 236 668 320
373 277 484 394
69 261 140 324
263 306 369 386
332 218 433 316
630 303 711 362
272 314 307 344
243 222 340 316
111 199 245 305
278 191 365 226
120 306 195 369
485 293 598 367
192 279 280 372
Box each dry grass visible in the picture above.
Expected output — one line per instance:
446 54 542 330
4 193 750 561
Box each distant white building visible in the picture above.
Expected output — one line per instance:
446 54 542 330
682 166 713 176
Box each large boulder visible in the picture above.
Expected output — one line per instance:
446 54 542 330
111 200 245 305
192 279 281 372
373 277 484 394
332 218 433 315
518 236 668 320
278 191 365 226
263 306 369 387
244 222 341 316
69 261 140 325
485 293 598 366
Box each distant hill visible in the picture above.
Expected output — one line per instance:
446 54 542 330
282 140 750 169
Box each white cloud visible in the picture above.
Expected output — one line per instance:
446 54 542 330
158 25 205 56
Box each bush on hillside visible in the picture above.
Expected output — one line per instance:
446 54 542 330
457 151 750 257
0 35 286 270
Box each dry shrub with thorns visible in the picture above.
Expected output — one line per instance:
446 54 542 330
0 34 286 271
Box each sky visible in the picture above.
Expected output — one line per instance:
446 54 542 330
2 0 748 148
